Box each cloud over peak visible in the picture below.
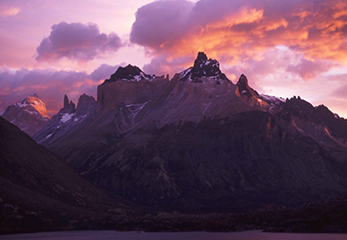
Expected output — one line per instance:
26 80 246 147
130 0 347 77
130 0 195 50
0 64 121 116
36 22 122 62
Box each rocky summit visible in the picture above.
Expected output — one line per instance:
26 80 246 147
106 64 158 82
180 52 229 82
34 52 347 213
2 94 49 136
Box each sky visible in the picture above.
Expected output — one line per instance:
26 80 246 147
0 0 347 118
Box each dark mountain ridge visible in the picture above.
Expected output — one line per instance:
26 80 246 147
0 116 133 234
33 52 347 213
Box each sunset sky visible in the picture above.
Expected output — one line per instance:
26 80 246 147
1 0 347 117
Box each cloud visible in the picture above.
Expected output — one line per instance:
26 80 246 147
130 0 195 49
0 6 20 17
287 58 336 80
90 63 120 81
333 84 347 98
143 53 194 76
0 1 20 17
130 0 347 79
36 22 122 62
0 64 119 116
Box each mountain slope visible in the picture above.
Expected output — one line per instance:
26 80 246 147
34 94 96 145
0 116 128 234
34 52 347 212
2 94 49 136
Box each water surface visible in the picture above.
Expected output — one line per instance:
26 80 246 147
1 230 346 240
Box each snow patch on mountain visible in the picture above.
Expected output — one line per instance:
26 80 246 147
13 94 49 118
105 64 159 83
260 94 286 104
33 94 96 145
2 94 50 136
178 52 229 82
126 101 148 117
61 113 74 123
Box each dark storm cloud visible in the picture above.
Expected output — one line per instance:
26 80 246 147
36 22 122 62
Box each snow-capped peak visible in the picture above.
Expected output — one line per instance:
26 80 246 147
15 94 49 118
105 64 157 83
179 52 229 82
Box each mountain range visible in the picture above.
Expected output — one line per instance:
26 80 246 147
27 52 347 212
0 115 133 234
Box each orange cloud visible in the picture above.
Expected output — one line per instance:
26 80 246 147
131 0 347 73
0 7 20 17
206 7 264 29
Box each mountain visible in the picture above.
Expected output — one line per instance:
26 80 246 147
2 94 49 136
0 116 130 234
34 94 96 145
34 52 347 212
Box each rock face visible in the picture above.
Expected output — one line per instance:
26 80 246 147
2 94 50 136
180 52 229 81
97 64 168 110
0 116 125 234
35 52 347 212
63 94 76 113
33 94 96 145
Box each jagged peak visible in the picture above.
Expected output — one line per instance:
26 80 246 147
236 74 260 102
180 52 228 82
77 93 96 109
76 93 96 117
21 94 42 105
62 94 75 114
193 52 208 68
64 94 69 108
237 74 248 86
105 64 158 83
13 94 49 118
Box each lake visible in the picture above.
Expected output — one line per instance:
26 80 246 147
1 230 347 240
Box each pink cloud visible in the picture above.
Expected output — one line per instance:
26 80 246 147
36 22 122 62
89 64 121 81
130 0 347 79
143 54 194 76
0 6 20 17
0 64 119 116
0 1 22 17
287 58 336 80
333 83 347 97
130 0 195 49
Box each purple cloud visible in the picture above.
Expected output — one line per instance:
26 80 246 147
90 64 120 81
333 84 347 98
130 0 194 49
143 54 194 76
0 63 121 116
36 22 122 62
287 58 335 80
